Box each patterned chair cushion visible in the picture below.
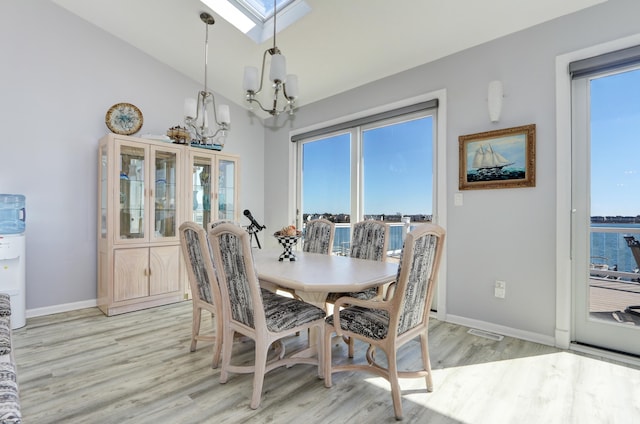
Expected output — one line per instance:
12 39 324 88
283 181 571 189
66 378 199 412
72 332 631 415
0 318 11 356
349 221 387 261
261 289 325 332
303 221 333 254
0 295 10 317
183 228 215 305
397 233 437 334
0 362 21 423
326 306 390 340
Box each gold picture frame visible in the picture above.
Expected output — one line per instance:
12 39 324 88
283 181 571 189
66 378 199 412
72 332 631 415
458 124 536 190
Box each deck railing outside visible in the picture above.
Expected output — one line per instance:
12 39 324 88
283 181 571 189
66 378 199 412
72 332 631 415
590 225 640 280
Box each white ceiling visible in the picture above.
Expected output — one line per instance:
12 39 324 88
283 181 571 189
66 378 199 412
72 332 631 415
52 0 605 113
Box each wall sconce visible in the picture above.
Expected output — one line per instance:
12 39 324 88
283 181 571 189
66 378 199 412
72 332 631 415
488 80 503 123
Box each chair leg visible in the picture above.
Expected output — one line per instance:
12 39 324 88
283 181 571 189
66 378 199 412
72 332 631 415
212 312 222 369
420 333 433 392
347 336 355 358
323 324 333 387
387 349 403 420
250 339 269 409
316 323 324 378
220 328 234 384
191 305 202 352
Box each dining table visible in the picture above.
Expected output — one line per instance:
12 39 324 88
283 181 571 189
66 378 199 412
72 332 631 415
252 248 399 309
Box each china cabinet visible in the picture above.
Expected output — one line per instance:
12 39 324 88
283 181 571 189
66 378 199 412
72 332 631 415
98 134 241 315
98 134 183 316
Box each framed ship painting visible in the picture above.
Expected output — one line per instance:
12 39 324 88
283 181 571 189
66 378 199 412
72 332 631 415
458 124 536 190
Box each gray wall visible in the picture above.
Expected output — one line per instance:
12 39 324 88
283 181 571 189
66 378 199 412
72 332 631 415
0 1 264 312
264 0 640 341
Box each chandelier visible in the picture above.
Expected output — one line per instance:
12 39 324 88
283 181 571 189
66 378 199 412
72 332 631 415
184 12 230 149
242 0 299 116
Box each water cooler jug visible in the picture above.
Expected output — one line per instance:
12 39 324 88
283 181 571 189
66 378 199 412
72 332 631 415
0 194 26 329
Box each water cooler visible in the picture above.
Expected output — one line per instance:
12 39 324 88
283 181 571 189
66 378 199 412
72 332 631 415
0 194 26 329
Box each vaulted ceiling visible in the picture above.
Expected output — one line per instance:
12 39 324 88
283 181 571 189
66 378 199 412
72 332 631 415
52 0 605 112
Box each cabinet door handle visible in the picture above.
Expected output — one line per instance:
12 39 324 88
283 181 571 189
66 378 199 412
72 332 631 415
144 268 149 277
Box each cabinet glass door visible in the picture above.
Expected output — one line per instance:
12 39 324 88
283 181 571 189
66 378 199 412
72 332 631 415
217 158 236 220
191 155 213 227
118 144 146 240
152 148 178 239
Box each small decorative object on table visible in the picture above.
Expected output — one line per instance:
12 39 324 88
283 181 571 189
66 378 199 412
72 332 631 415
274 225 301 261
167 126 191 144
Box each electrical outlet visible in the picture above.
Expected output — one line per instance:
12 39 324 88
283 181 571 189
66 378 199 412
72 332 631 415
494 280 506 298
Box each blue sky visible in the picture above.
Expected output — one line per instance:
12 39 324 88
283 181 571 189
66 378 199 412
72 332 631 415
591 68 640 216
302 116 433 215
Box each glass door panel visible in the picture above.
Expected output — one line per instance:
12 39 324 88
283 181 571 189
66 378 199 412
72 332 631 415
299 132 351 254
572 66 640 356
118 144 145 240
362 115 434 255
153 149 178 239
217 158 236 220
192 155 212 227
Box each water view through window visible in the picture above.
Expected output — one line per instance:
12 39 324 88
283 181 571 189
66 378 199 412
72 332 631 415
300 114 433 253
589 67 640 277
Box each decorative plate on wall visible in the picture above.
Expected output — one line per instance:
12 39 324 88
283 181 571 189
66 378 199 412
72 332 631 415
105 103 143 135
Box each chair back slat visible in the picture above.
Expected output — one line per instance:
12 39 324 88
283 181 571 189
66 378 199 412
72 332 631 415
392 224 445 335
349 220 389 262
179 223 216 306
303 219 335 254
214 231 256 328
209 223 266 330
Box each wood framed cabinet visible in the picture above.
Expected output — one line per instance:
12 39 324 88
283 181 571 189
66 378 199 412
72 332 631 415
98 134 184 316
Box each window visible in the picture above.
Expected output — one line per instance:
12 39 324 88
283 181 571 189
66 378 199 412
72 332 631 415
296 107 436 254
201 0 310 43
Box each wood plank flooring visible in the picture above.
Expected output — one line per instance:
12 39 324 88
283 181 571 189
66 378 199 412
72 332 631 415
12 301 640 423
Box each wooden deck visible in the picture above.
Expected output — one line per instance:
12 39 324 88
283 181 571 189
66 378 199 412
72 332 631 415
589 278 640 325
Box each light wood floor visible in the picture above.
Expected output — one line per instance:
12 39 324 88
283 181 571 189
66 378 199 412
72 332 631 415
12 301 640 424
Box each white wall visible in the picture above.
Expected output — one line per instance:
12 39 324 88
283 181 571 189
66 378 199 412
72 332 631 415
264 0 640 343
0 1 264 311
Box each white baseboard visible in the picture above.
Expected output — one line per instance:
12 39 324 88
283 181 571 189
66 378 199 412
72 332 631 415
444 313 556 347
26 299 97 318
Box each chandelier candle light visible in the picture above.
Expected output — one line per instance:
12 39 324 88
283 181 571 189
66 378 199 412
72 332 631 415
184 12 230 150
243 0 299 116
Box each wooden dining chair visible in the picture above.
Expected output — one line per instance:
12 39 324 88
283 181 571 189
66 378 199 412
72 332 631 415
325 220 390 356
208 222 326 409
323 223 445 420
303 219 335 255
178 221 223 368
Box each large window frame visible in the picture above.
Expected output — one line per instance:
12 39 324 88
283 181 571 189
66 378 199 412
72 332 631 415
294 109 436 229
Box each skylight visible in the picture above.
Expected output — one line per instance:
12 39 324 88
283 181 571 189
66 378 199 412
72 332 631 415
201 0 310 43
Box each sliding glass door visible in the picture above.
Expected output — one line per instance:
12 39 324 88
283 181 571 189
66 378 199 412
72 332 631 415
572 65 640 356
